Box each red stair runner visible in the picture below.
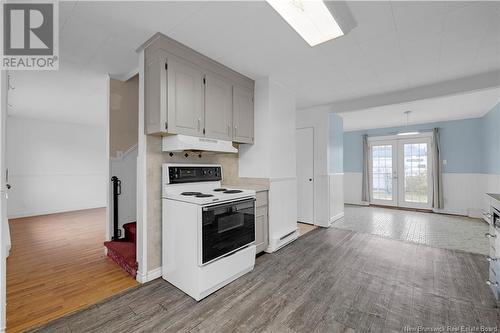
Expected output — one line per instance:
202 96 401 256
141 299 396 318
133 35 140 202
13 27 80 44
104 222 137 278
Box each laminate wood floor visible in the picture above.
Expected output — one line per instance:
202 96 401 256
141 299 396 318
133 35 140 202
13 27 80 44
31 227 499 333
7 208 138 333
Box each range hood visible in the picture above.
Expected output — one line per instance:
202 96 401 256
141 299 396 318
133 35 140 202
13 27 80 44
162 135 238 153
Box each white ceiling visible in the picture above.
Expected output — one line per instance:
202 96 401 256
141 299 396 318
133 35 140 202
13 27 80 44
340 87 500 132
54 0 500 109
9 1 500 125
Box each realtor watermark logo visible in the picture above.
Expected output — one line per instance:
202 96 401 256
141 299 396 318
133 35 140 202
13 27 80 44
1 0 59 70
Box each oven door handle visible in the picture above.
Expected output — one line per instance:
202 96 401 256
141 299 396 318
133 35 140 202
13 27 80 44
202 198 256 211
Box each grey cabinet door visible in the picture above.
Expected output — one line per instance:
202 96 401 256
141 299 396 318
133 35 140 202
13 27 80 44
233 85 254 144
204 73 232 140
167 57 204 137
145 51 167 135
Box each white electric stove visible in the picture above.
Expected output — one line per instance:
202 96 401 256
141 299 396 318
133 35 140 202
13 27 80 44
162 163 256 301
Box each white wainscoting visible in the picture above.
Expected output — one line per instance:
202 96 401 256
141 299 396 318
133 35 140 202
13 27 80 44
308 174 345 228
344 172 500 218
329 173 344 223
266 177 298 253
344 172 368 206
110 145 137 236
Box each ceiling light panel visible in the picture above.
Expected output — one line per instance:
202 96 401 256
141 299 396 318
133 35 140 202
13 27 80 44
266 0 344 46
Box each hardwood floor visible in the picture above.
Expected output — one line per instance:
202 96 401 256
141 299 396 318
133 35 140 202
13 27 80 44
7 208 138 333
297 222 317 237
32 227 499 333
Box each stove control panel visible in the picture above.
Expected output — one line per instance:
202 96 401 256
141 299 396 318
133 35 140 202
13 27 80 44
165 164 222 184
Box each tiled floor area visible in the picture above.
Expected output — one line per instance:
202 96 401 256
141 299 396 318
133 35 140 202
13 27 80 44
333 205 489 255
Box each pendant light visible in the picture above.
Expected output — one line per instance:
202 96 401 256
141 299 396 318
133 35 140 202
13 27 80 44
397 111 420 136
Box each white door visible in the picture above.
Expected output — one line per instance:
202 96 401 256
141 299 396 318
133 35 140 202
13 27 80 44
369 135 433 209
369 141 398 207
296 127 314 224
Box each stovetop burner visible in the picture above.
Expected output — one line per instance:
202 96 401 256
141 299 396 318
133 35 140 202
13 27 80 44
224 190 243 194
213 188 227 192
181 192 202 196
196 194 214 198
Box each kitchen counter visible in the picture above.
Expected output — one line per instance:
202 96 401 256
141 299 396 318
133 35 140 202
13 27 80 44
487 193 500 202
223 182 269 192
223 177 270 192
487 193 500 211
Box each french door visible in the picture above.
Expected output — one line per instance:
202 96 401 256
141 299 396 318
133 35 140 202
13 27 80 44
369 135 432 209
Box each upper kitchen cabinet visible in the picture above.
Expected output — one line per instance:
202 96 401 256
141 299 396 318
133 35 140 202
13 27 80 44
144 50 204 136
204 73 233 141
167 57 204 137
233 86 254 144
142 33 254 143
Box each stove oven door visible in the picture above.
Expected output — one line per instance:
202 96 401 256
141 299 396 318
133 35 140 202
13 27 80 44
201 198 255 265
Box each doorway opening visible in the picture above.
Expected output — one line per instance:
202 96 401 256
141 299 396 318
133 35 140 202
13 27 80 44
369 133 433 210
3 70 138 332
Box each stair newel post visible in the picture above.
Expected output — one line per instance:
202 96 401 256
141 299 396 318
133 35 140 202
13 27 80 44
111 176 121 240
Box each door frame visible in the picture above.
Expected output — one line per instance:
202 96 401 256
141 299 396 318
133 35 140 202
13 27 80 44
296 126 315 225
0 70 8 332
368 132 433 209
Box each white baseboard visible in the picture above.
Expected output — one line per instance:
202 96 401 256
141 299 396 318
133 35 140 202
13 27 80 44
7 205 106 219
329 212 345 224
136 267 162 283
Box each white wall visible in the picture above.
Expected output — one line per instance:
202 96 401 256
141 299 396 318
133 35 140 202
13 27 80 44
296 106 345 227
7 116 107 218
239 77 297 252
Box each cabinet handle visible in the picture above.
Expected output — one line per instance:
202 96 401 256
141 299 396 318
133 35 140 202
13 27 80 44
234 125 237 137
485 233 497 238
487 256 497 262
486 280 498 287
197 118 201 132
227 124 231 136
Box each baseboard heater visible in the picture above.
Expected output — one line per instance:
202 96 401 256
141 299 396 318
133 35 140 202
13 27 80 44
280 230 296 240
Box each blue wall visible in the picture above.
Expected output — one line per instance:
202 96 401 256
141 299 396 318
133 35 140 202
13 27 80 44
344 104 500 174
329 113 343 173
483 103 500 174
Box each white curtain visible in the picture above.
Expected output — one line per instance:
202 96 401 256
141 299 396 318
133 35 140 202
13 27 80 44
361 134 370 203
432 128 444 209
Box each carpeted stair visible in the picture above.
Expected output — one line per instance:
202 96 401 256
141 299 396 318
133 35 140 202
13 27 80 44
104 222 137 278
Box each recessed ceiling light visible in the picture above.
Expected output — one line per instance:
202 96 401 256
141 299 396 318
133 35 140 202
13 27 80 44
266 0 344 47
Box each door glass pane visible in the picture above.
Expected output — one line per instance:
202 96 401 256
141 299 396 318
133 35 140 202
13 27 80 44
372 145 393 201
403 143 428 203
